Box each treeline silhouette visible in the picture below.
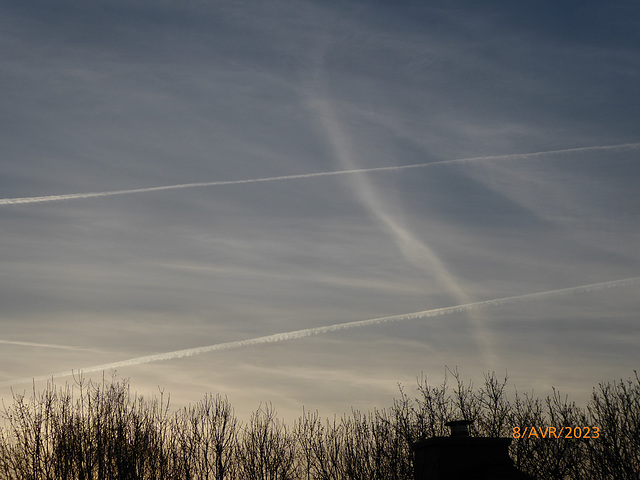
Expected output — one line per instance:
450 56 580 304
0 370 638 480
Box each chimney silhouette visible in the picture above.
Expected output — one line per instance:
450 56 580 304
411 419 534 480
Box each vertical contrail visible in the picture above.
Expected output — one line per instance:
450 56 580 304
0 143 638 206
2 276 637 388
306 44 499 363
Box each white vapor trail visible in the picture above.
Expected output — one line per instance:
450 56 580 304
2 276 638 388
1 143 638 206
307 83 495 361
0 340 98 352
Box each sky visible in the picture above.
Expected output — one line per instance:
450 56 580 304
1 0 639 422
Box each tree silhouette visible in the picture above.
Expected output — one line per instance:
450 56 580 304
1 370 638 479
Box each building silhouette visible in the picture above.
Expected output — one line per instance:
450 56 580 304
412 420 534 480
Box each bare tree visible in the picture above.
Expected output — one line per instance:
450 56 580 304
237 403 296 480
586 372 640 480
293 409 322 480
173 393 238 480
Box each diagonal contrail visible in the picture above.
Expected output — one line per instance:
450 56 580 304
2 275 638 388
1 143 638 206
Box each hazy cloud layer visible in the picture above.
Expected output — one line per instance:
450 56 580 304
1 0 639 418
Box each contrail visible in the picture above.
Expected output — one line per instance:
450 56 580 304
0 340 99 352
307 79 495 363
2 275 638 388
1 143 638 206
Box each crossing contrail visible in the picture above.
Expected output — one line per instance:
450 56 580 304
1 143 638 206
2 275 638 387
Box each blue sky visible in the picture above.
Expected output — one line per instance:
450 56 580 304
1 0 639 420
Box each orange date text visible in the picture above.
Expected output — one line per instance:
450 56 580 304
512 426 599 439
